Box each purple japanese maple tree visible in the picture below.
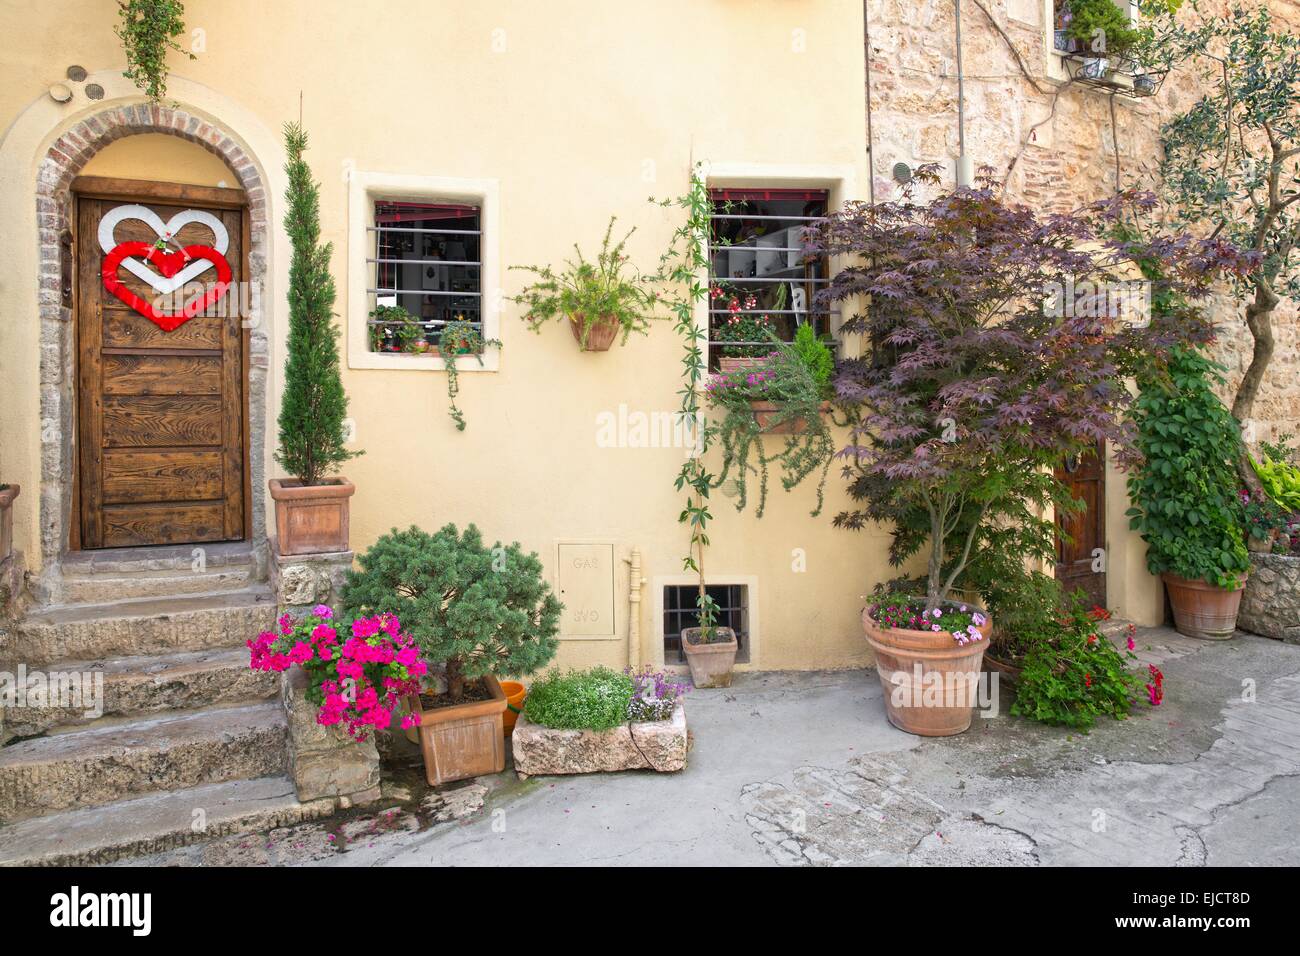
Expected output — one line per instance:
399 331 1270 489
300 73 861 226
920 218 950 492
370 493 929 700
805 166 1251 611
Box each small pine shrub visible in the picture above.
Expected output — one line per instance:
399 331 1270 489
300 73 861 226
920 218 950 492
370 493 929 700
523 667 634 731
792 322 834 397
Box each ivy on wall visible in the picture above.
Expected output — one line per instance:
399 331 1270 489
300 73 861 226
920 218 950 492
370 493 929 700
115 0 195 101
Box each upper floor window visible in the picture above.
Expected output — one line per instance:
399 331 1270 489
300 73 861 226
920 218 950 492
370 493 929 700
367 200 483 354
1049 0 1163 96
706 187 834 369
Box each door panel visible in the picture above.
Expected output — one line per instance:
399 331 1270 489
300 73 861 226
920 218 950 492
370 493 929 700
1055 441 1107 609
76 188 246 549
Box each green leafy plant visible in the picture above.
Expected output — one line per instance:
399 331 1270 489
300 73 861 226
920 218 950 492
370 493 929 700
705 342 834 518
1064 0 1141 59
711 304 774 358
1010 595 1146 730
274 123 360 487
434 319 500 432
1126 345 1250 588
654 168 723 639
115 0 195 101
522 667 635 731
511 217 660 349
1252 454 1300 512
367 303 424 353
1260 433 1299 467
791 323 834 398
341 524 561 703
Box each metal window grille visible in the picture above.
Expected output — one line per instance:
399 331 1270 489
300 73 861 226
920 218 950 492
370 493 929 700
366 200 483 353
663 584 749 665
707 187 836 369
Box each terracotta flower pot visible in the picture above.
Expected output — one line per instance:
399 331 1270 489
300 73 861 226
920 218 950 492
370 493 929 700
407 674 508 785
1162 572 1246 640
268 477 355 555
750 400 832 435
862 606 992 737
569 313 621 351
719 356 765 375
500 679 527 736
680 626 738 688
0 483 18 562
1247 528 1278 554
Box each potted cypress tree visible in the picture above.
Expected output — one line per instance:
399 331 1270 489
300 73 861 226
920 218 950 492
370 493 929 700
1127 346 1252 639
269 123 361 555
341 523 562 784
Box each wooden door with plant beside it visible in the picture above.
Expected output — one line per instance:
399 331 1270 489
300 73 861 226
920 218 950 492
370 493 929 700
1055 440 1107 610
74 177 249 550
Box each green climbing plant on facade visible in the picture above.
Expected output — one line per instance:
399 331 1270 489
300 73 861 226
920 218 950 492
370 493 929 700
115 0 195 101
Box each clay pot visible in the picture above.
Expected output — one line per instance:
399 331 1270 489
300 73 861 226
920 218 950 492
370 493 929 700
569 313 621 351
1162 572 1246 640
268 477 355 556
680 626 738 688
407 674 508 785
750 400 832 435
983 651 1022 688
719 356 765 375
500 679 527 736
862 606 992 737
0 484 18 562
1247 528 1278 554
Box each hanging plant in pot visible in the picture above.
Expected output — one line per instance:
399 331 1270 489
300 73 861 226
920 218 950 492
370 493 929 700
1064 0 1141 80
270 123 362 556
341 523 561 785
510 216 660 352
804 165 1248 735
1127 346 1252 639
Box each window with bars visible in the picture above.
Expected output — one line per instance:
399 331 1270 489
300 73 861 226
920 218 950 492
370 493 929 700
708 187 834 370
367 200 483 353
663 584 750 665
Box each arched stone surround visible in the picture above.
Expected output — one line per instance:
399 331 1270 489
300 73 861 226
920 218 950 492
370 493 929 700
33 103 270 600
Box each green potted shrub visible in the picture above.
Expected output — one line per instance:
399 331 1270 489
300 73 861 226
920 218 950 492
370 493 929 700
341 523 562 784
1127 346 1251 639
1065 0 1141 78
511 216 660 351
269 123 361 555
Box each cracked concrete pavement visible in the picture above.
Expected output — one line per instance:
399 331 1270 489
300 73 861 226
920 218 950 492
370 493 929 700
125 623 1300 867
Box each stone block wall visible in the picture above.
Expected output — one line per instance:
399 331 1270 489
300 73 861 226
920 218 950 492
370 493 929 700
1239 552 1300 643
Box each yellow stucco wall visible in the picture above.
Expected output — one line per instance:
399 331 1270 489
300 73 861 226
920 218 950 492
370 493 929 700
0 0 1162 672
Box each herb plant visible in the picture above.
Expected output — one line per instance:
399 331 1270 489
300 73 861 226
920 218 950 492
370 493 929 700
523 667 635 731
115 0 195 101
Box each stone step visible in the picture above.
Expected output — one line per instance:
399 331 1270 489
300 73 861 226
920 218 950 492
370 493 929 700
0 647 277 740
43 541 265 606
6 587 276 668
0 701 288 822
57 565 259 606
0 775 331 866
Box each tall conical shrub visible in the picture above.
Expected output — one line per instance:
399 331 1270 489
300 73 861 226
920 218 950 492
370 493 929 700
275 123 359 486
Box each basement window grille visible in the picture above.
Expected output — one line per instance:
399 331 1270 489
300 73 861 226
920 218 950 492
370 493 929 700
663 583 750 665
707 187 835 370
366 200 483 353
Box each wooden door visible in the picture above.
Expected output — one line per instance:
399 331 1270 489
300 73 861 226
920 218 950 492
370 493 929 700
1055 441 1107 608
74 178 248 549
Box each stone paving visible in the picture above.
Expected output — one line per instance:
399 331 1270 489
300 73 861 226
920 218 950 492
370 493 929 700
121 624 1300 867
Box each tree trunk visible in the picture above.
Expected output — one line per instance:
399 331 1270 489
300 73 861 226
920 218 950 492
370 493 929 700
445 657 465 702
1233 275 1279 491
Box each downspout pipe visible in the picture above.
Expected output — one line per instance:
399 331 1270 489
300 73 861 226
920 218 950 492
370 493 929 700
625 548 644 669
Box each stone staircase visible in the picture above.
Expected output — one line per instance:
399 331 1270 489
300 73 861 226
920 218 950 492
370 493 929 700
0 545 327 865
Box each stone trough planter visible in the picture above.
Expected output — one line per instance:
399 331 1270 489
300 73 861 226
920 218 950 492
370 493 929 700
1238 552 1300 645
511 703 688 778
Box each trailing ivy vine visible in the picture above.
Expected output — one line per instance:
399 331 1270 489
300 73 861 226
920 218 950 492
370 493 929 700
437 320 501 432
654 168 719 632
115 0 195 102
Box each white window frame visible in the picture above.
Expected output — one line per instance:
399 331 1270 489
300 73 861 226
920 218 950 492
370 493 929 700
652 573 761 672
347 170 500 371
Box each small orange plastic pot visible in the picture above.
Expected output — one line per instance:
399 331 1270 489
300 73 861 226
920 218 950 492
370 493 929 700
500 680 527 735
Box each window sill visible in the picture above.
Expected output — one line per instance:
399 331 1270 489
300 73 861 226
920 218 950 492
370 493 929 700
348 349 500 372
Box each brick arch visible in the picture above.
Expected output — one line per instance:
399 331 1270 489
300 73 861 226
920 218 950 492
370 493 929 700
34 104 270 594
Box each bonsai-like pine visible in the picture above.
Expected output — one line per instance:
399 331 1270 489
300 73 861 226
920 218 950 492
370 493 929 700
275 123 359 487
807 166 1247 611
115 0 195 101
340 524 562 701
1126 345 1250 589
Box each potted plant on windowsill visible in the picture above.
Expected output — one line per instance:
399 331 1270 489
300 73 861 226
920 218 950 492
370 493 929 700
269 123 361 556
712 290 777 374
341 523 561 785
1128 346 1252 639
1064 0 1141 80
511 216 660 352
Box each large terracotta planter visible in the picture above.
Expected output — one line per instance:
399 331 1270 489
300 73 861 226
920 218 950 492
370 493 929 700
269 477 355 555
862 607 992 737
680 626 738 688
1162 572 1246 640
0 484 18 562
569 313 621 351
751 400 832 435
407 674 507 785
719 356 765 375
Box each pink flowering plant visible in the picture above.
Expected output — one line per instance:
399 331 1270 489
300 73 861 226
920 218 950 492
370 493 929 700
869 591 988 646
248 604 427 741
